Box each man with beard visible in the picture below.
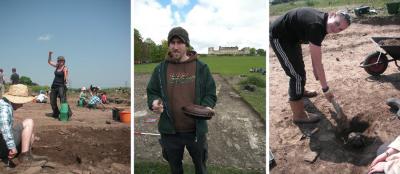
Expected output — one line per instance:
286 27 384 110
147 26 217 174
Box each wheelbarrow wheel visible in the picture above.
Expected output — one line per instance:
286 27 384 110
363 52 388 76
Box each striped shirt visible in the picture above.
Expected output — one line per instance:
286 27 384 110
88 96 101 105
0 99 15 149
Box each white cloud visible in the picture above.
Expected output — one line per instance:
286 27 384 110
37 34 52 41
134 0 174 44
134 0 267 54
174 11 181 24
171 0 189 8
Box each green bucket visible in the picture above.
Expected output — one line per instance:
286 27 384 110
60 103 69 122
387 2 400 14
78 99 83 107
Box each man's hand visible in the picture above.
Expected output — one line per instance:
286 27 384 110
368 161 386 174
324 90 334 103
8 148 17 159
152 99 164 114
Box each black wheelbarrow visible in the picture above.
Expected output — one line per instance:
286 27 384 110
359 37 400 76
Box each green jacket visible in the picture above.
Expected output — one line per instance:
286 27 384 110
146 59 217 137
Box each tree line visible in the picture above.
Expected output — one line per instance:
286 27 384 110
134 28 265 64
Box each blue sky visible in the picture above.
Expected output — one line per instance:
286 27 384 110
134 0 267 54
0 0 130 88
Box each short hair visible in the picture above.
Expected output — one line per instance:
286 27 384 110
0 69 3 72
12 68 16 72
336 11 351 25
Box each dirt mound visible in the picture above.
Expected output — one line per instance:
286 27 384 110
379 38 400 46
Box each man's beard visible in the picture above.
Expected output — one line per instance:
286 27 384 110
170 51 183 61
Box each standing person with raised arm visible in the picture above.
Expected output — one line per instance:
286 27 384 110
48 51 72 119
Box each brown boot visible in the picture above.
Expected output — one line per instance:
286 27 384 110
303 89 318 98
17 152 47 168
290 100 320 124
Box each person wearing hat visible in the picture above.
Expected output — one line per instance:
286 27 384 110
270 7 351 124
10 68 19 85
0 84 48 167
48 51 72 119
77 87 88 107
147 26 217 174
35 90 48 103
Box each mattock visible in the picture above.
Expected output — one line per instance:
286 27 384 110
386 98 400 119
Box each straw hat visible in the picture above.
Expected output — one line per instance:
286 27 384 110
3 84 34 104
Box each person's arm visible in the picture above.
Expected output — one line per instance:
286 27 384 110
200 65 217 109
370 136 400 169
309 43 333 102
146 65 164 112
63 67 69 84
48 51 57 67
0 107 17 156
309 43 327 89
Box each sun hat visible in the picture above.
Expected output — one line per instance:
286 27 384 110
3 84 34 104
81 87 86 91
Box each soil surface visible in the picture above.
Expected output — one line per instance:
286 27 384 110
269 21 400 173
134 74 266 173
0 92 131 173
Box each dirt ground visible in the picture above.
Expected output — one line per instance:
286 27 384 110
269 19 400 173
0 92 131 173
134 74 266 173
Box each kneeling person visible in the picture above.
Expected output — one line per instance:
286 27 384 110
88 94 105 110
0 84 48 167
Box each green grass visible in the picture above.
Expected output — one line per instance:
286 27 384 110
233 76 266 121
135 56 266 76
270 0 395 16
134 161 263 174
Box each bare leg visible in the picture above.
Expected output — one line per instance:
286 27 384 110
20 119 34 153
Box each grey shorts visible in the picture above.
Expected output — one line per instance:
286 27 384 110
0 122 23 159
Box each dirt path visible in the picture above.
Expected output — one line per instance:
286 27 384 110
134 74 266 172
269 23 400 173
0 94 131 173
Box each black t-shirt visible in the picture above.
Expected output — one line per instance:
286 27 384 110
270 7 328 46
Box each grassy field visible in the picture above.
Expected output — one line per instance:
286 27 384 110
134 161 263 174
234 80 266 121
134 56 266 76
270 0 395 16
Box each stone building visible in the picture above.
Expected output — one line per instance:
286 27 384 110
208 46 250 55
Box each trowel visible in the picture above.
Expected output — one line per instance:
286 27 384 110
331 98 349 132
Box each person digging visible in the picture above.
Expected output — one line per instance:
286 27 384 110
0 84 48 169
270 7 351 123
